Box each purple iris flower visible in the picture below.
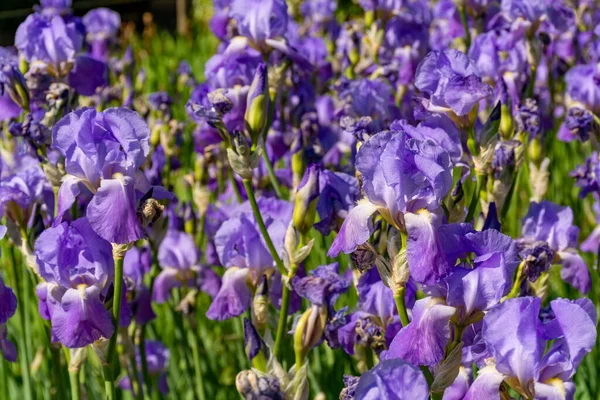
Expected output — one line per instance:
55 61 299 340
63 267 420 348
206 197 296 320
521 201 591 293
571 152 600 198
34 217 116 348
415 49 493 116
37 0 72 16
338 268 416 356
314 169 360 236
15 13 83 75
0 51 23 118
81 8 120 62
68 55 109 96
564 63 600 113
119 340 170 395
357 0 402 13
52 107 158 244
123 246 156 325
0 153 54 228
391 114 463 164
292 263 351 348
384 297 456 367
0 274 17 362
466 296 597 399
328 129 452 260
230 0 288 45
153 222 220 304
204 42 262 89
338 78 396 132
354 358 430 400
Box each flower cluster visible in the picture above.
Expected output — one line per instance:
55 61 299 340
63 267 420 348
0 0 599 398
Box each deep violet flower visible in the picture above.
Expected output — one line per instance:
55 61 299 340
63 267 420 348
52 107 165 244
34 217 115 348
37 0 72 16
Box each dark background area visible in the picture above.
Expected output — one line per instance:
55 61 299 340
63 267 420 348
0 0 181 46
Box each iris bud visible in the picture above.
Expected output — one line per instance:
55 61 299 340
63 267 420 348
0 64 29 111
293 164 320 234
245 63 269 144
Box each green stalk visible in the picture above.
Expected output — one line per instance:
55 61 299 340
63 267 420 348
465 173 485 223
128 350 143 400
8 245 32 400
506 261 526 299
261 148 284 199
273 264 296 359
190 328 207 400
1 358 8 400
104 255 125 400
241 179 287 276
394 287 410 327
69 371 81 400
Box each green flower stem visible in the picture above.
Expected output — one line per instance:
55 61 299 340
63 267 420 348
128 348 143 400
458 6 471 50
190 325 207 400
8 245 32 400
394 286 410 327
274 263 297 360
506 261 526 299
465 173 486 223
261 147 284 199
69 370 81 400
104 254 125 400
241 179 287 276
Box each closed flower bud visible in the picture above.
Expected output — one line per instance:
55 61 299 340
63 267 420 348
245 63 269 143
243 318 268 371
294 306 327 361
0 63 29 111
293 164 320 234
252 275 270 328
